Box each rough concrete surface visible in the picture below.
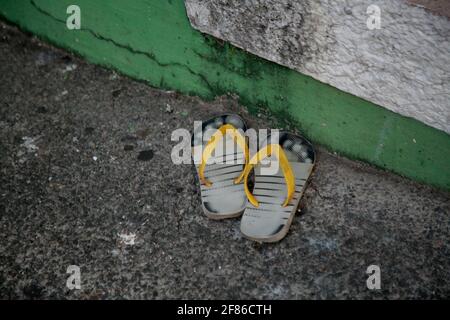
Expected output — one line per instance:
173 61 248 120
0 22 449 299
185 0 450 134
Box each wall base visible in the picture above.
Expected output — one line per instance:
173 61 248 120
1 0 449 190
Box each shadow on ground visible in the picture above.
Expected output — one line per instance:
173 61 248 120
0 22 449 299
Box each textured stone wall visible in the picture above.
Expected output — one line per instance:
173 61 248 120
185 0 450 134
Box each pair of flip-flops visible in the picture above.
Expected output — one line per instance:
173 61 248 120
191 114 315 243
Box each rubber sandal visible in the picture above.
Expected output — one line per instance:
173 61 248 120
240 131 315 242
191 114 249 219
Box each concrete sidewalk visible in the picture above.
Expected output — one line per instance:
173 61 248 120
0 22 449 299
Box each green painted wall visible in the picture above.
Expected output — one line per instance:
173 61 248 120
1 0 449 190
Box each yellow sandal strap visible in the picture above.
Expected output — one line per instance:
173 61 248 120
242 144 295 207
199 124 249 187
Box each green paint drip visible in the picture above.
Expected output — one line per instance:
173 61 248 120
1 0 449 190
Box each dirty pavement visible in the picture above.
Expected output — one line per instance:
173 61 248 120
0 22 449 299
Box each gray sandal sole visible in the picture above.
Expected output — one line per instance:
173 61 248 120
240 132 315 242
192 114 249 219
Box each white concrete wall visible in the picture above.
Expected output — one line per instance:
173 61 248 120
185 0 450 134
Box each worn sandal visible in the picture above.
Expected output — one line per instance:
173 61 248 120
192 114 249 219
240 132 315 242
